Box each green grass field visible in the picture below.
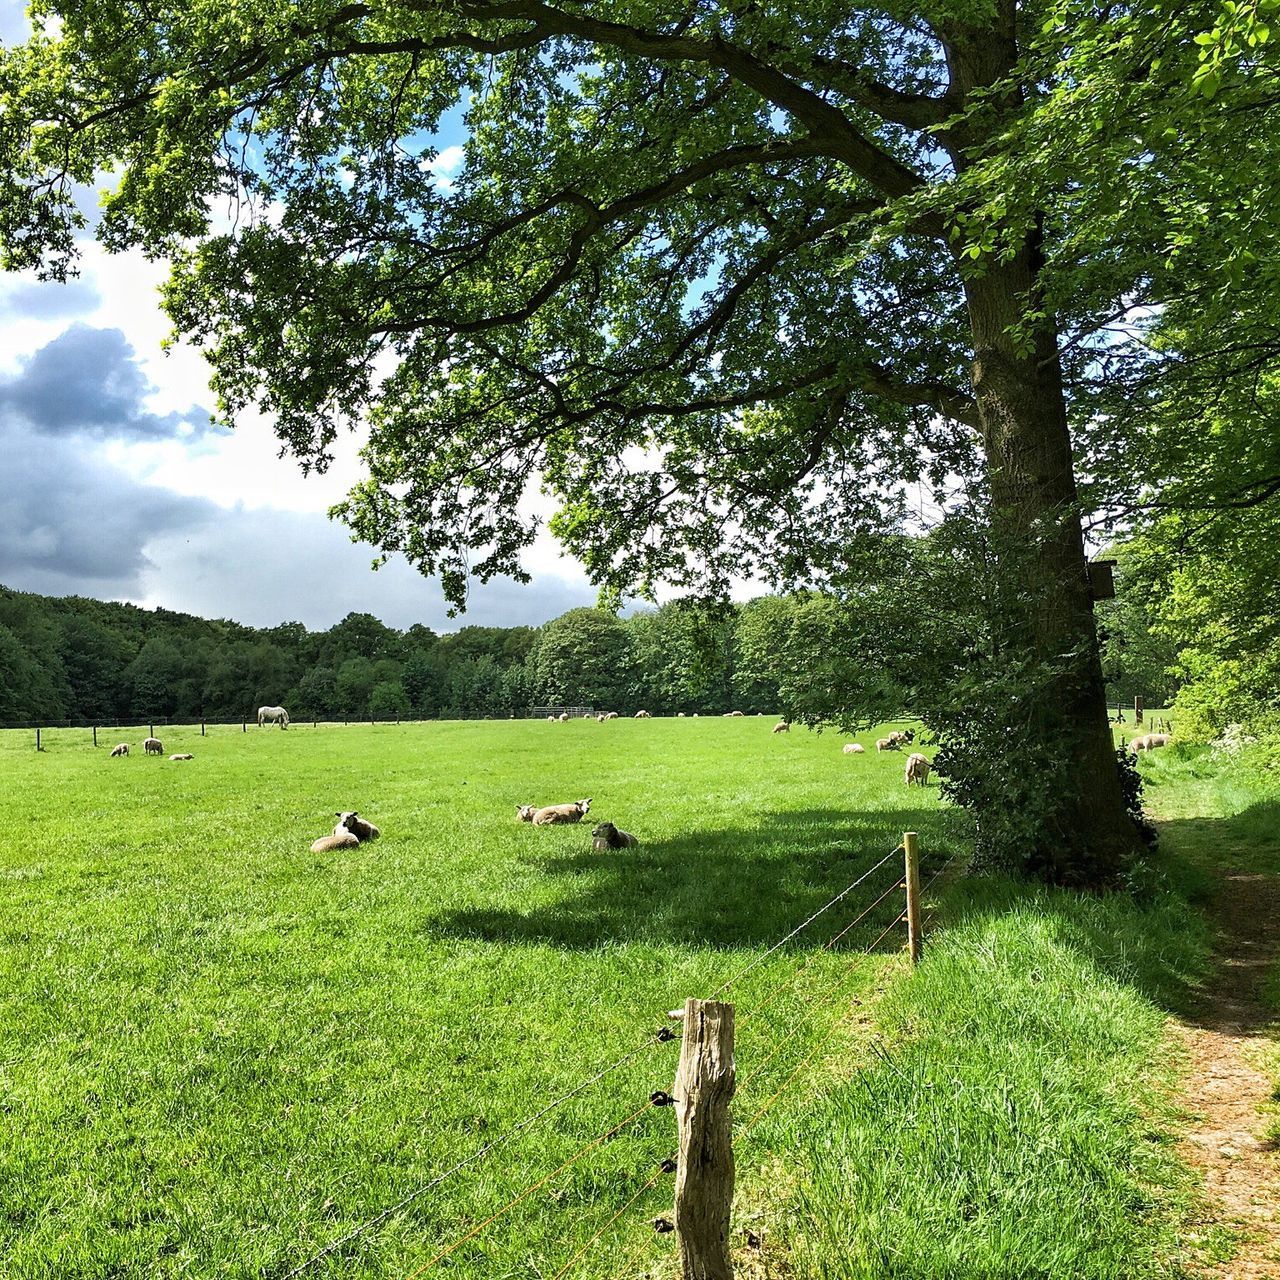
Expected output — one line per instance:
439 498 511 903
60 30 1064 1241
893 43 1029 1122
0 718 1252 1278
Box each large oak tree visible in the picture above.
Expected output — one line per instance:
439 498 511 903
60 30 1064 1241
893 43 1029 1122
9 0 1249 880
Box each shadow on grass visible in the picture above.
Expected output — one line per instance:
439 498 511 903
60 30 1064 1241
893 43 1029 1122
424 803 964 952
1154 797 1280 1034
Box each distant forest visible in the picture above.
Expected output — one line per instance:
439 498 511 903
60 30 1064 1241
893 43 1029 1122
0 578 1172 727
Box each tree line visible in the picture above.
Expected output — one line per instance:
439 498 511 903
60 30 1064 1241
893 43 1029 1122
1 569 1185 730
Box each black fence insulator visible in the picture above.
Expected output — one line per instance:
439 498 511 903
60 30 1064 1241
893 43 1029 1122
649 1091 675 1108
659 1158 677 1174
652 1218 675 1234
655 1026 677 1043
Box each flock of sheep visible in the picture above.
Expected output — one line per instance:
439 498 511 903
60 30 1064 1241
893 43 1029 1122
108 738 193 762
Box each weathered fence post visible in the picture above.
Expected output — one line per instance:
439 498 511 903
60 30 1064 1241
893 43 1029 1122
904 831 923 965
149 723 154 738
35 727 41 751
201 720 206 737
242 720 247 732
1134 696 1144 727
92 725 97 748
673 997 736 1280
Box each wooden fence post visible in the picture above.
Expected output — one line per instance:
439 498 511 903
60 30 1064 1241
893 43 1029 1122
35 727 41 751
904 832 923 965
92 725 98 748
201 720 206 737
1134 696 1144 727
242 720 247 732
673 997 736 1280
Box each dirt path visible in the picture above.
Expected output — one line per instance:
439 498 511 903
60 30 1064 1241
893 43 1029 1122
1177 871 1280 1278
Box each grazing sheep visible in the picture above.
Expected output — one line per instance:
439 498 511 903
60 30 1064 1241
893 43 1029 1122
592 821 639 850
516 804 537 822
311 830 360 853
547 715 557 722
336 811 380 842
558 712 570 722
773 721 790 734
605 711 619 720
904 752 931 786
583 713 593 720
169 753 194 761
1133 733 1171 752
532 798 593 825
842 743 865 755
110 743 129 757
634 710 652 719
875 737 899 752
677 712 687 717
144 737 163 755
886 730 915 747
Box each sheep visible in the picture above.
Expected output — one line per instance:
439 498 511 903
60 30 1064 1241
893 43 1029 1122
532 798 593 825
1133 733 1170 752
311 830 360 853
605 711 619 720
547 715 557 722
842 743 865 755
143 737 163 755
773 721 790 734
110 743 129 757
723 710 745 717
904 752 931 786
634 710 651 718
592 821 639 850
516 804 537 822
677 712 687 717
597 713 608 723
558 712 570 722
583 713 593 720
875 738 899 752
886 730 915 747
169 753 194 761
336 811 380 842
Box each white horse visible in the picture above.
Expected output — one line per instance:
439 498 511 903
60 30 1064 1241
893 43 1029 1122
257 705 290 729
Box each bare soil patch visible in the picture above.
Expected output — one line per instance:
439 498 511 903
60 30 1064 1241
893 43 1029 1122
1177 871 1280 1278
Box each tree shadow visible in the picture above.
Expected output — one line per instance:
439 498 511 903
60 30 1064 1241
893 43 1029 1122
1152 798 1280 1034
425 804 963 952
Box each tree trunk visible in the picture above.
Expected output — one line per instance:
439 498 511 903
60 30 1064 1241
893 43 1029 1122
962 249 1140 881
938 5 1141 882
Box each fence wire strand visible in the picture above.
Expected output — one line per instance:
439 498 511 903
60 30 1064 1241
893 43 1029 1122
708 846 901 999
402 1098 656 1279
279 1039 661 1279
548 1162 671 1280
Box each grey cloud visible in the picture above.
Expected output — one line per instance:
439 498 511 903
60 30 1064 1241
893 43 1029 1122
0 422 218 594
0 277 101 321
141 507 597 630
0 324 219 441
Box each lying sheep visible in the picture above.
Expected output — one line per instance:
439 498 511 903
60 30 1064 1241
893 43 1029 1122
311 830 360 853
516 804 537 822
110 743 129 757
532 798 593 825
592 821 639 850
169 753 194 761
143 737 163 755
904 752 931 786
842 743 865 755
336 811 379 842
773 721 790 734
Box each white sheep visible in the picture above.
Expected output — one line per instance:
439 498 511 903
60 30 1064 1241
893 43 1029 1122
773 721 790 734
532 798 593 825
634 710 651 718
110 743 129 757
875 737 898 752
169 753 194 761
311 830 360 853
904 753 931 786
558 712 570 722
336 811 380 842
842 743 865 755
143 737 163 755
516 804 537 822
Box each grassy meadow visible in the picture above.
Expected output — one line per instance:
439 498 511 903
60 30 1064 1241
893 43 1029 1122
0 717 1262 1278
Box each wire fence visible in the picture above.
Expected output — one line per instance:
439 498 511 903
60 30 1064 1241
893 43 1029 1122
273 836 964 1280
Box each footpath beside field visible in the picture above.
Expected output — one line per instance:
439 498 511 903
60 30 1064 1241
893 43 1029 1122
1154 761 1280 1279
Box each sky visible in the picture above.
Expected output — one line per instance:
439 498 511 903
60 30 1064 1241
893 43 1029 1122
0 4 600 633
